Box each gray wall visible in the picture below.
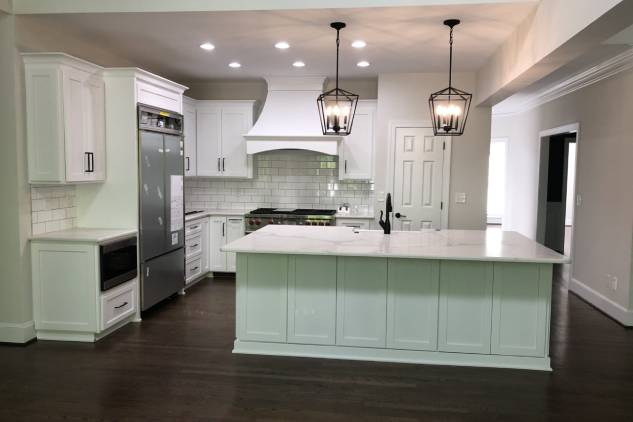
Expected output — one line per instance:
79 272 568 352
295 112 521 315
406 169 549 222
376 72 492 229
492 68 633 315
0 12 34 342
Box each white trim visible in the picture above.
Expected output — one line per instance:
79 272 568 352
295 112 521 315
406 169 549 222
536 123 580 286
0 320 36 343
233 340 551 372
387 120 451 230
570 278 633 326
493 47 633 116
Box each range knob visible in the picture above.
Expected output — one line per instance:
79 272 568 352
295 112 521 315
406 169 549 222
255 219 261 225
249 219 254 225
269 219 274 224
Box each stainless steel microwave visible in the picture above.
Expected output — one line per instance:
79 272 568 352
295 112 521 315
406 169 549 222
100 236 138 291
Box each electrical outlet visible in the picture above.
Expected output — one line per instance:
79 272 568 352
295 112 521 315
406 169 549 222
576 194 582 206
612 276 618 291
455 192 467 204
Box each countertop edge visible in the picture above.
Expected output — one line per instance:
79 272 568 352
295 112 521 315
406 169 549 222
219 248 570 264
30 228 138 244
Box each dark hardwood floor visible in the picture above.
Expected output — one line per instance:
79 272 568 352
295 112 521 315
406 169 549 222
2 272 633 421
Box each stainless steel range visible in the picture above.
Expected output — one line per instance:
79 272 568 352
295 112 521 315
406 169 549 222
245 208 336 233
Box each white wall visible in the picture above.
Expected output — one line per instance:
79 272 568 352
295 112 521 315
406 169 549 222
492 68 633 319
376 72 492 229
0 12 35 342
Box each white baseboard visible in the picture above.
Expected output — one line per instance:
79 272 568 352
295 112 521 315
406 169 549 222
570 278 633 326
0 320 36 343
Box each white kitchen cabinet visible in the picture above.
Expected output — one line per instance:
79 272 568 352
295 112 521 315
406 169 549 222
287 255 337 345
183 97 197 176
336 256 388 348
338 100 376 181
24 53 106 184
336 218 373 230
196 101 254 178
185 217 209 285
30 238 138 342
210 216 245 272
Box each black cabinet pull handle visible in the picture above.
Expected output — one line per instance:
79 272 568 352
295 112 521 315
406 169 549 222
222 222 225 237
114 301 128 309
191 266 199 272
222 157 226 172
217 157 220 172
185 156 190 171
191 243 199 248
344 159 347 173
395 212 406 219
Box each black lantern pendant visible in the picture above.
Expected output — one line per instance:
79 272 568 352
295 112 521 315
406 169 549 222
317 22 359 136
429 19 472 136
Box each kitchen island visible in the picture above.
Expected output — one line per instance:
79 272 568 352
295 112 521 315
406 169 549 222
223 226 568 371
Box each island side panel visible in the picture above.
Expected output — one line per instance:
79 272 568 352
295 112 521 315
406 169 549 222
236 253 288 343
491 263 553 358
438 261 494 354
336 257 388 348
287 255 337 345
386 259 440 351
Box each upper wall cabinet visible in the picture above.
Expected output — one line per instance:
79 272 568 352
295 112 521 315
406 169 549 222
183 97 197 177
338 100 376 181
195 101 255 178
24 53 106 184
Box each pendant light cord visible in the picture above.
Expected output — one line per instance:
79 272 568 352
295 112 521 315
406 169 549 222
335 28 340 92
448 26 454 88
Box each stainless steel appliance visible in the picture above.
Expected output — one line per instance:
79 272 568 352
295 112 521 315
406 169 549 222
245 208 336 233
138 104 185 311
100 235 138 291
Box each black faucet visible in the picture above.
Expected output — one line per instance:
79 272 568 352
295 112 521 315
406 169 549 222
378 193 392 234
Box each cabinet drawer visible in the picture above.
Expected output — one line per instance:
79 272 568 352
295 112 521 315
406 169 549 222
185 220 203 237
185 234 202 259
186 257 203 284
101 280 137 331
336 219 371 230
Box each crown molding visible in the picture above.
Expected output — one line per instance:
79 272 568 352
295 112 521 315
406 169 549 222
493 47 633 117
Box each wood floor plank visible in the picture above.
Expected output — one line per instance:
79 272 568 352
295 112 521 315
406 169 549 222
1 273 633 421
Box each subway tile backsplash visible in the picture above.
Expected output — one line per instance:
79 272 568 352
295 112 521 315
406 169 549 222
30 186 77 235
185 150 374 211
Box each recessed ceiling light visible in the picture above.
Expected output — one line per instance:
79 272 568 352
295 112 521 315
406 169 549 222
199 42 215 51
292 61 306 68
351 40 367 48
275 41 290 49
229 62 241 68
357 60 370 67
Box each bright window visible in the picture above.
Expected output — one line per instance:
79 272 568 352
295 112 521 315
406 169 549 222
487 139 507 224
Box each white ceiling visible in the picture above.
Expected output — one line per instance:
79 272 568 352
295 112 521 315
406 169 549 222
18 2 537 82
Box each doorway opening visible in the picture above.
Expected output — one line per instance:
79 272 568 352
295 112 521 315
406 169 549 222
536 125 578 284
487 138 507 228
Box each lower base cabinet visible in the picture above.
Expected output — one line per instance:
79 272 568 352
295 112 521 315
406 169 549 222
31 240 138 342
235 253 554 370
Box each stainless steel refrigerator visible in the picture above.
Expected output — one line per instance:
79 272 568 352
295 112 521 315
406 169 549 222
138 104 185 311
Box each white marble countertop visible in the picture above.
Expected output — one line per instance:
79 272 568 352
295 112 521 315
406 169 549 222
185 209 246 222
30 228 137 244
222 225 569 264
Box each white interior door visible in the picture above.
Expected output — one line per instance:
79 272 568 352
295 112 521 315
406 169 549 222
392 127 444 231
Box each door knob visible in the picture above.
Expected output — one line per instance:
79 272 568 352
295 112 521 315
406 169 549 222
395 213 406 219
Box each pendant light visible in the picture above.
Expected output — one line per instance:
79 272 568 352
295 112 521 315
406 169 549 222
429 19 472 136
317 22 359 136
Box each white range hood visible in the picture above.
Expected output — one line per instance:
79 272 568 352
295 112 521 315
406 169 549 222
245 76 342 155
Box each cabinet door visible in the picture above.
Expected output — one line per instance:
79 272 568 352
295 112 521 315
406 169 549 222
339 103 375 180
221 107 251 178
196 106 222 176
236 254 288 342
183 100 197 176
438 261 493 354
209 217 227 271
63 67 91 182
336 257 388 347
200 218 210 273
288 255 337 345
225 217 244 272
491 263 551 357
387 259 439 351
84 73 105 181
